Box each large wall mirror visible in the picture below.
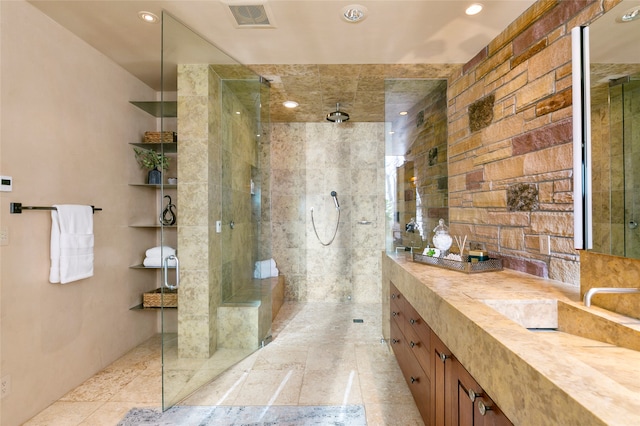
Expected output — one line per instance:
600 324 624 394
384 79 448 253
575 0 640 258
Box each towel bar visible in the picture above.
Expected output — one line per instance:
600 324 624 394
9 202 102 214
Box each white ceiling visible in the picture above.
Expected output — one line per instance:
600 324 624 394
29 0 537 91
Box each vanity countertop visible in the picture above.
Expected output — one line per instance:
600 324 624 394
383 253 640 426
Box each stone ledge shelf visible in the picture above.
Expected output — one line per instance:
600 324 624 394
382 253 640 426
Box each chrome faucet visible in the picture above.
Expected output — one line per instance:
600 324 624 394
583 287 640 307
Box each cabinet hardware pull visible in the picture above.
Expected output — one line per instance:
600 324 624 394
410 341 418 348
392 311 398 317
478 400 492 416
439 353 449 362
392 339 399 344
410 318 417 324
468 389 483 402
391 293 397 299
410 376 419 384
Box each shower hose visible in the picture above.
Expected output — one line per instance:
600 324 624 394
311 206 340 246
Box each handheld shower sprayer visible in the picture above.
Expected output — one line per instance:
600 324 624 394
311 190 341 246
331 191 340 210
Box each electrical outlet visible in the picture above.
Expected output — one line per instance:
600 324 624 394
539 235 551 255
1 375 10 399
0 227 8 246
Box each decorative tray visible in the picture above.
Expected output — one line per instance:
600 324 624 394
412 253 502 274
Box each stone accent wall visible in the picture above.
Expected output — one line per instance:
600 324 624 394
447 0 618 284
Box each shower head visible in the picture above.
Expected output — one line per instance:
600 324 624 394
331 191 340 210
326 103 350 123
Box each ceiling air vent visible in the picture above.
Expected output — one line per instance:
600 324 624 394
227 4 275 28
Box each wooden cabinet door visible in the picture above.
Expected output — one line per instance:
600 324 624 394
453 359 482 426
453 360 513 426
432 331 454 426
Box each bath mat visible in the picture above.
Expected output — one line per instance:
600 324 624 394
118 405 366 425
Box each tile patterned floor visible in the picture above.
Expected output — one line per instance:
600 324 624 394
24 302 424 425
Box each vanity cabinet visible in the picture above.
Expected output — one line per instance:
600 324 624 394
390 283 512 426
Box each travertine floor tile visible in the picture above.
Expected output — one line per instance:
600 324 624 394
27 302 424 425
23 401 104 426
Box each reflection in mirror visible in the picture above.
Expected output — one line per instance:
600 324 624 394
588 0 640 258
384 80 448 253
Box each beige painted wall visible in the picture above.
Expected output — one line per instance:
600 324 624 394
0 2 161 424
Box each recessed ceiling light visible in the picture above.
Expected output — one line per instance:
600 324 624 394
342 4 368 23
283 101 299 108
618 6 640 22
399 111 408 116
138 11 159 23
465 3 483 16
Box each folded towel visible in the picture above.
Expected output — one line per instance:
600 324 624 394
50 205 94 284
145 246 176 258
253 258 278 279
143 256 177 268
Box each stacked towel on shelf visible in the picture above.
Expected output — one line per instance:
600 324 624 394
143 246 176 267
50 205 94 284
253 258 278 279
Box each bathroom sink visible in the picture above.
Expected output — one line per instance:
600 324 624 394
480 298 640 351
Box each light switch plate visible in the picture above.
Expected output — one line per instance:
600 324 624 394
0 176 12 192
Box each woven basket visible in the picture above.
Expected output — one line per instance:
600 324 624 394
143 288 178 308
143 131 177 143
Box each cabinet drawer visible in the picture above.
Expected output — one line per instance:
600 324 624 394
404 301 431 354
390 283 405 331
400 334 432 423
390 315 406 364
403 319 431 379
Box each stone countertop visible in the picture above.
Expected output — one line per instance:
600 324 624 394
383 253 640 426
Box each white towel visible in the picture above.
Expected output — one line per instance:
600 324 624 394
50 205 94 284
143 256 177 268
253 258 278 279
145 246 176 258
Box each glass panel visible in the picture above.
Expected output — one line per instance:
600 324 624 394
160 12 272 410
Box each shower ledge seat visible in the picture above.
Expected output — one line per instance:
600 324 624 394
217 274 284 350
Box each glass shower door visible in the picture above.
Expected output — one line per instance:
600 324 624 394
160 12 272 410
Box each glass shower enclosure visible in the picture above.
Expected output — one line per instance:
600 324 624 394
159 13 273 409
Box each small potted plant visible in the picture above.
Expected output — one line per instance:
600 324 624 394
133 147 169 184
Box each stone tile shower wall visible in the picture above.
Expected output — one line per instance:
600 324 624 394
271 122 386 302
177 64 222 358
447 0 612 285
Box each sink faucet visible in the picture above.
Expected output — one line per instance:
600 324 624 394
583 287 640 307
